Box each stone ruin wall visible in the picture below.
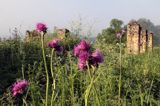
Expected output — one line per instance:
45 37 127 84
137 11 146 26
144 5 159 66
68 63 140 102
127 21 153 54
24 28 70 42
139 30 147 53
25 30 41 42
127 22 140 54
54 27 70 39
148 32 153 52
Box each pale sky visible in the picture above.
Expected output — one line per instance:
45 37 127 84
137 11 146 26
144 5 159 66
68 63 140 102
0 0 160 38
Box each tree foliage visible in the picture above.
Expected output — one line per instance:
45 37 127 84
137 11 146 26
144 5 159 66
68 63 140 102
97 19 126 44
137 18 160 46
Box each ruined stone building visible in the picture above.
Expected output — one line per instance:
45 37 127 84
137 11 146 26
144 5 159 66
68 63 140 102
127 21 153 54
54 26 70 39
148 32 153 52
54 27 70 39
25 30 41 42
24 27 71 42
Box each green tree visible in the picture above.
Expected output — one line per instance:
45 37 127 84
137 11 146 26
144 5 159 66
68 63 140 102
110 19 123 32
137 18 160 46
97 19 126 44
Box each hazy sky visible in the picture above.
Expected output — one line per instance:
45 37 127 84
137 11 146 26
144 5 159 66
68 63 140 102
0 0 160 37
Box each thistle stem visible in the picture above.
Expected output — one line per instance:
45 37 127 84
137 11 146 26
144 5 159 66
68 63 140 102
85 67 100 106
118 38 122 106
50 49 56 106
41 33 49 106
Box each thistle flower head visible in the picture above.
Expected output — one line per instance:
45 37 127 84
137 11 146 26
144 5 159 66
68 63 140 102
78 51 89 70
12 80 29 97
116 32 122 39
116 29 126 39
79 51 89 62
91 49 104 63
121 29 126 34
79 40 90 50
36 23 47 33
73 45 81 57
73 40 90 57
89 49 104 67
48 39 60 48
48 39 63 54
73 39 103 70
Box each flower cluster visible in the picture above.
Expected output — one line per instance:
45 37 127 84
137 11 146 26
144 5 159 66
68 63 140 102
48 39 63 54
12 80 29 97
35 23 103 70
74 40 103 70
36 23 47 33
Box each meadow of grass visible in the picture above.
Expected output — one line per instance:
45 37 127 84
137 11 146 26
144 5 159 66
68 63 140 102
0 28 160 106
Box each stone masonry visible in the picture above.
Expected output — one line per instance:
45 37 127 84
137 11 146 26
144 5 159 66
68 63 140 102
139 30 147 53
127 21 153 54
148 32 153 52
54 27 70 39
25 30 41 42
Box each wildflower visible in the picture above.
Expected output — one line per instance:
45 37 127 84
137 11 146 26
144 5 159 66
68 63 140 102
12 80 29 97
116 29 126 39
79 51 89 62
89 49 103 67
36 23 47 33
121 29 126 35
116 32 122 39
79 40 90 50
78 61 87 70
48 39 60 48
91 49 103 63
78 51 89 70
74 39 104 70
48 39 63 54
73 40 90 57
73 45 81 57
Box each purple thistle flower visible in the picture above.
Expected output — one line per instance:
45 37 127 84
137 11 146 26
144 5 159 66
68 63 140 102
121 29 126 35
55 46 63 54
12 80 29 97
73 40 90 57
79 51 89 62
116 32 122 39
73 39 104 70
48 39 63 54
78 51 89 70
48 39 60 48
89 49 104 67
79 40 90 50
116 29 126 39
36 23 47 33
73 45 81 57
91 49 103 63
78 61 87 70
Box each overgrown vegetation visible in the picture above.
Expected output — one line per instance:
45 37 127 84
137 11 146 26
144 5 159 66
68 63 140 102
0 19 160 106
